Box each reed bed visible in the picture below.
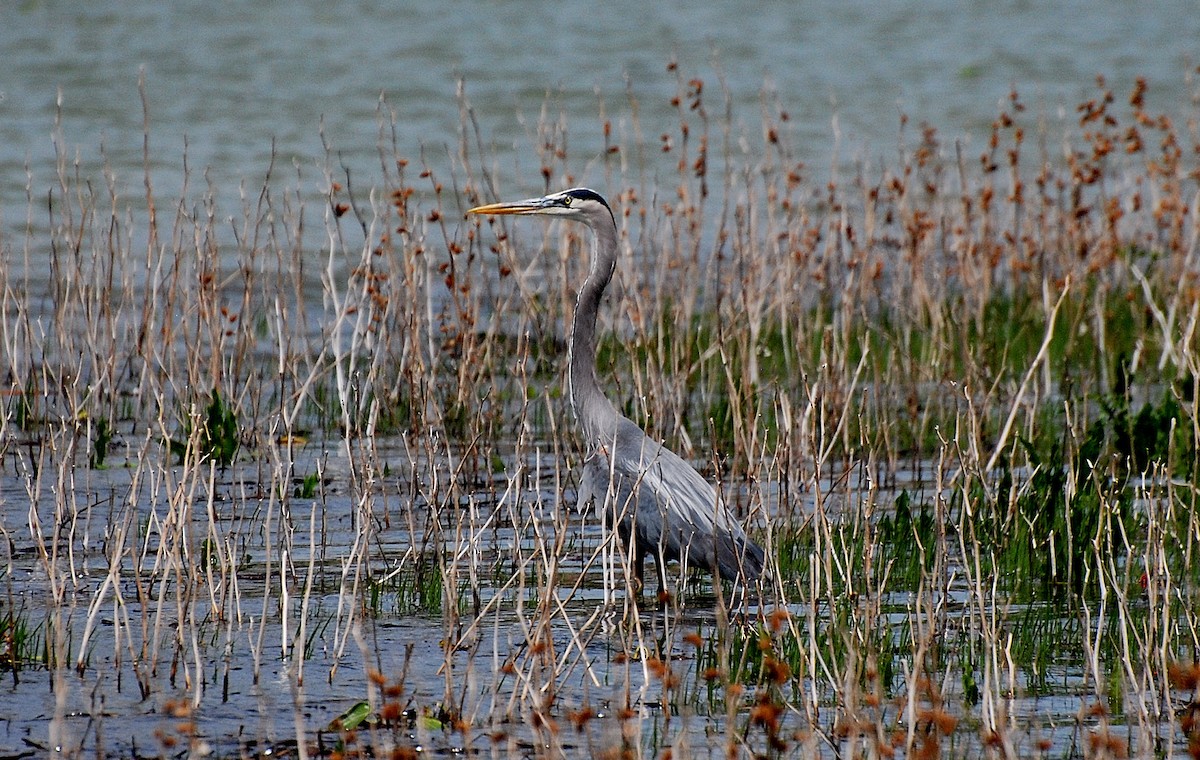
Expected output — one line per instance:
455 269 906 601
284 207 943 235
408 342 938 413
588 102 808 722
0 66 1198 758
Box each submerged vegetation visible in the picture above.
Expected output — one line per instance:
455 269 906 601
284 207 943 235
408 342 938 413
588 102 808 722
0 66 1199 757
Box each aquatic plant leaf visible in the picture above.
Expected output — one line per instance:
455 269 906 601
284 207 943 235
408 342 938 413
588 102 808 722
328 700 372 731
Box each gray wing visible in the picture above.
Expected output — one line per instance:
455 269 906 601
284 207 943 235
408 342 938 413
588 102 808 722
579 417 764 582
579 448 653 537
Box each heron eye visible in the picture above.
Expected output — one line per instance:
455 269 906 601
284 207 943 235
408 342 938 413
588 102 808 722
561 196 572 207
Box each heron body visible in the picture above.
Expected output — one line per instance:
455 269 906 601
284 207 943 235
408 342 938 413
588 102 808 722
469 188 765 591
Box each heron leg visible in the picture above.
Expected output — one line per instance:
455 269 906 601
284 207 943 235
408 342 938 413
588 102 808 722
633 543 647 595
616 520 646 595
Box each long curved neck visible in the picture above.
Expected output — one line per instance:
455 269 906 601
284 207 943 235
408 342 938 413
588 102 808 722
568 216 621 442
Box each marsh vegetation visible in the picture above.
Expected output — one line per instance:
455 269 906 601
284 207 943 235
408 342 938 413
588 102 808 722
1 68 1199 758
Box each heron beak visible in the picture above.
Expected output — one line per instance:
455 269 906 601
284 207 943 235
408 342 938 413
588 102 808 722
467 197 552 216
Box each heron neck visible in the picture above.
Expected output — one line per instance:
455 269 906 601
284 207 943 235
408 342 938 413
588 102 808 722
568 217 620 441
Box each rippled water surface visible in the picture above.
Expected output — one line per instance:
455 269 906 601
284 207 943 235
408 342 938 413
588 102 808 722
1 0 1198 224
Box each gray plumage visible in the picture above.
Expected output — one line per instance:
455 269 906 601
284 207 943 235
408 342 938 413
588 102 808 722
469 187 765 591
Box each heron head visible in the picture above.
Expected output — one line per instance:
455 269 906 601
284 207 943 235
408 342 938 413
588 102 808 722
468 187 615 228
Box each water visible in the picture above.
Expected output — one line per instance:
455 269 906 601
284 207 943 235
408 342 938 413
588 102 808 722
0 435 762 757
1 0 1197 232
0 3 1196 755
0 434 1118 757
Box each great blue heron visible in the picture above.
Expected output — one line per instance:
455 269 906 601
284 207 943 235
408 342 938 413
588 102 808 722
469 187 766 593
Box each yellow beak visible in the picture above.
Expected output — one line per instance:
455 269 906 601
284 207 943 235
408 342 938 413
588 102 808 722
467 198 550 216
